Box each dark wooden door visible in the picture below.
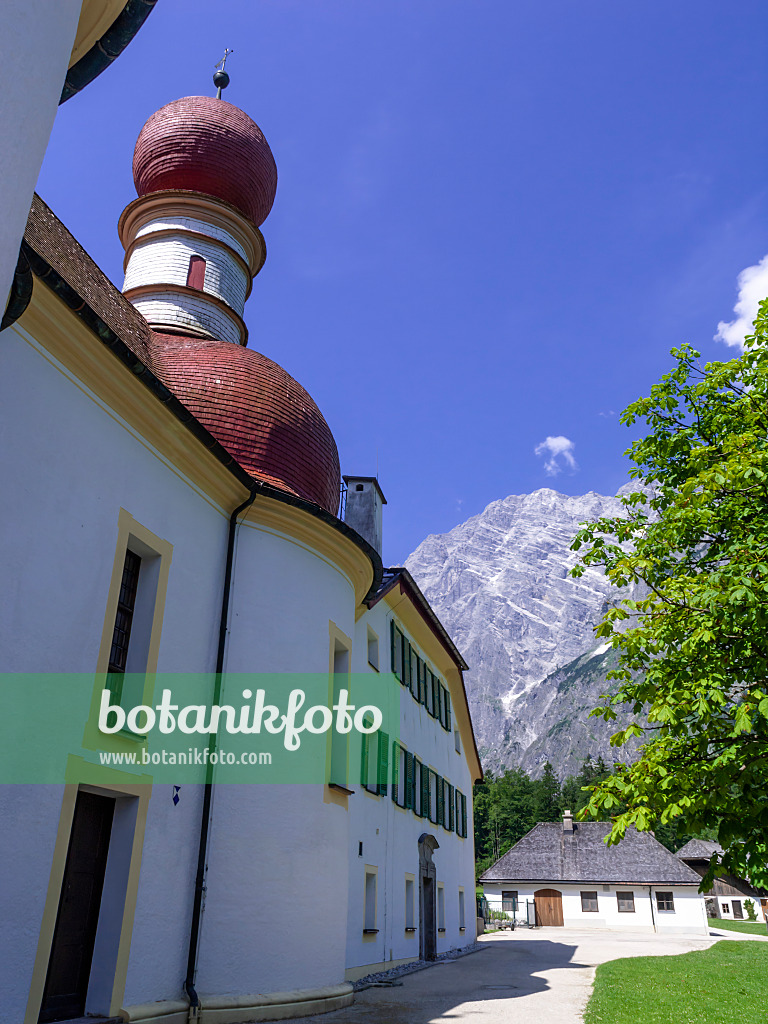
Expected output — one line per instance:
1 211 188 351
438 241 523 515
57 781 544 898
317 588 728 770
39 791 115 1022
422 876 436 960
534 888 564 927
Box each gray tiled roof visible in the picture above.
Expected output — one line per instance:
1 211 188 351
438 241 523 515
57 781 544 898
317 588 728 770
480 822 703 885
675 839 723 861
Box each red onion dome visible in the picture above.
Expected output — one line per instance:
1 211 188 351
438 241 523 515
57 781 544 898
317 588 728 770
133 96 278 227
152 333 340 514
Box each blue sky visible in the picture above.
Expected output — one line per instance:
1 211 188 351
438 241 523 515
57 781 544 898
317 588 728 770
38 0 768 564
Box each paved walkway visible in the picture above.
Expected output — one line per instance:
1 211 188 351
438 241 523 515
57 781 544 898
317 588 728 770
280 927 738 1024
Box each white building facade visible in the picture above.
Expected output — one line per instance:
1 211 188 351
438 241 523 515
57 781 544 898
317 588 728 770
481 817 709 936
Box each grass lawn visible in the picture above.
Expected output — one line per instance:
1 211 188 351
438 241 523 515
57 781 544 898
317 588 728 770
709 918 768 936
583 941 767 1024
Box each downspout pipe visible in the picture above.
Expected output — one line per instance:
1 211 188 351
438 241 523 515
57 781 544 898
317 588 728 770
184 481 260 1017
648 885 657 933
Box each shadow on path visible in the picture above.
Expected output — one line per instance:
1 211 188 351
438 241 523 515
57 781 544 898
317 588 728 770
271 936 591 1024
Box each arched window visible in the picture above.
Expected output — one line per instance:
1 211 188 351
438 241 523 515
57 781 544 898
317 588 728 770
186 255 206 290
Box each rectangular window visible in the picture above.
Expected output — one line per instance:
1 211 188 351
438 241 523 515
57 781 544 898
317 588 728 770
616 891 635 913
405 876 415 931
367 627 379 671
391 621 403 681
412 757 424 817
330 642 349 786
655 892 675 912
581 891 599 912
428 769 439 824
732 900 743 919
186 254 207 290
445 782 455 832
364 869 377 932
454 727 461 754
392 742 407 807
403 637 412 690
459 888 466 930
107 549 142 702
502 890 518 912
437 883 445 932
425 669 435 716
455 790 468 838
421 763 431 821
410 649 420 701
721 903 729 916
443 689 452 732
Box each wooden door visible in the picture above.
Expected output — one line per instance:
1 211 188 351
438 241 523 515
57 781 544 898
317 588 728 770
534 888 564 927
421 876 436 960
39 791 115 1022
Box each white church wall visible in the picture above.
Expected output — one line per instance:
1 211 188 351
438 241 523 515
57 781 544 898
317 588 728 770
192 523 359 995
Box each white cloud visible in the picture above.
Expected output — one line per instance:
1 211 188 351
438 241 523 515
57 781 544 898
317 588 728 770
534 435 577 476
715 254 768 349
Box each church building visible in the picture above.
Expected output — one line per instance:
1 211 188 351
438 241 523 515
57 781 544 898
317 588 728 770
0 5 481 1024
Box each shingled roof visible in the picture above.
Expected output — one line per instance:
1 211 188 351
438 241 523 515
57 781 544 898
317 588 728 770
675 839 722 861
480 822 703 885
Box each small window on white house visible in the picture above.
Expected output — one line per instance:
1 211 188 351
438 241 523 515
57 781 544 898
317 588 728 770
721 903 730 915
364 869 378 932
616 891 635 913
581 891 599 912
405 876 415 931
437 883 445 932
656 892 675 912
367 627 379 671
459 888 466 930
502 890 518 912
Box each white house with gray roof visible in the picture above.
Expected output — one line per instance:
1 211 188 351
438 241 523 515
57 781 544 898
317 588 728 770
480 812 709 935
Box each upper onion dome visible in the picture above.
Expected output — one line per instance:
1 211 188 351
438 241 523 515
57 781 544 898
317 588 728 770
151 332 341 514
132 96 278 227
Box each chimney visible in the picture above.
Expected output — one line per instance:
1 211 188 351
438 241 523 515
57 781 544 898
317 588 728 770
563 810 574 833
343 476 387 557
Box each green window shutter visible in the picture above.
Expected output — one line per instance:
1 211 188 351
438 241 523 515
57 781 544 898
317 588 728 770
411 654 421 701
435 681 443 724
421 763 430 820
446 783 455 831
428 672 436 717
391 741 399 802
413 758 423 816
405 751 414 809
418 662 426 704
403 639 412 689
436 776 445 826
390 620 397 674
461 793 467 837
377 731 389 796
445 691 452 732
360 731 369 788
455 789 461 834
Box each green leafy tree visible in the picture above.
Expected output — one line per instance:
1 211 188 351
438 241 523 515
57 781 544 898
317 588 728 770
571 304 768 888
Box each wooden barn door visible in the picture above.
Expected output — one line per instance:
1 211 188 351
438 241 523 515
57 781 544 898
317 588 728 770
534 888 564 926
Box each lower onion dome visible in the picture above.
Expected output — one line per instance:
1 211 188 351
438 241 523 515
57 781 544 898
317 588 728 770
152 333 340 514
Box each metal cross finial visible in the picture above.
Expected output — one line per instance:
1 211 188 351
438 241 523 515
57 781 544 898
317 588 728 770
213 49 234 99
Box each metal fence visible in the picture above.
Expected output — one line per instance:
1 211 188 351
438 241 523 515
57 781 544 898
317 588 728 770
478 896 539 930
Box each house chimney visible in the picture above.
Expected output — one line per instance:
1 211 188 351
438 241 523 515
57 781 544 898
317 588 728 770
563 810 574 833
342 476 386 557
